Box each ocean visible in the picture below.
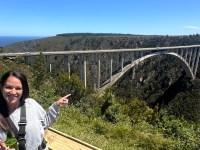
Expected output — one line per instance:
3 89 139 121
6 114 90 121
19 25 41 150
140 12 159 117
0 36 42 47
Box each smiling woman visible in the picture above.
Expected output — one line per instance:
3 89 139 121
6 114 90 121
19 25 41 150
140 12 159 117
0 70 71 150
0 71 28 118
2 75 23 114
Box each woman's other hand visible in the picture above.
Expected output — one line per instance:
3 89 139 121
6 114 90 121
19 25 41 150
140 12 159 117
0 141 9 150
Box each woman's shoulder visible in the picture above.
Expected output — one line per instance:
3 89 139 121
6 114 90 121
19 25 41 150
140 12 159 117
25 98 45 113
25 98 41 106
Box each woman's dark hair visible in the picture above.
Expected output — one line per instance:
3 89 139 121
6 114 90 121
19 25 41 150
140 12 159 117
0 70 29 117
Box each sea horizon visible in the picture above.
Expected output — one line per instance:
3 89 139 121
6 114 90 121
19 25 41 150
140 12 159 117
0 36 43 47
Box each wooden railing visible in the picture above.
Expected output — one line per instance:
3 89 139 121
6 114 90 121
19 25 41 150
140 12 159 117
45 128 101 150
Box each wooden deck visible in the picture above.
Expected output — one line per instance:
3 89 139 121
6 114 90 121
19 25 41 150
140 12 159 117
45 128 101 150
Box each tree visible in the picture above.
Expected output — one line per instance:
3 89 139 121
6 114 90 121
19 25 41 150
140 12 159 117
31 53 47 89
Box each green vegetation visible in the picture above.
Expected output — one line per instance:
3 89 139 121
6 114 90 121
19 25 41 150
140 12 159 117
1 57 200 150
2 33 200 149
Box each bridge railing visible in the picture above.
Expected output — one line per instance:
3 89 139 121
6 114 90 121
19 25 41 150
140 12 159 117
1 45 200 57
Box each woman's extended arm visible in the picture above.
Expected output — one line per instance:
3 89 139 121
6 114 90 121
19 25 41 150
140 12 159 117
42 94 71 129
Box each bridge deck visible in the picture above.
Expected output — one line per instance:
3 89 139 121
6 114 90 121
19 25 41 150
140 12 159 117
45 128 101 150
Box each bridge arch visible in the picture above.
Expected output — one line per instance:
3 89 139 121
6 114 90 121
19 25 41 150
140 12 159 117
132 52 194 79
98 51 194 92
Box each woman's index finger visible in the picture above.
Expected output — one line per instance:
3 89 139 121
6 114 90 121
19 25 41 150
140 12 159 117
65 94 71 98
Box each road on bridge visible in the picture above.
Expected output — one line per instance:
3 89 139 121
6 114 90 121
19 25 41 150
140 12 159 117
45 128 101 150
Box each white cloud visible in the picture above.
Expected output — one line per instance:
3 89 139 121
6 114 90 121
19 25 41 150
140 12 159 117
184 25 200 30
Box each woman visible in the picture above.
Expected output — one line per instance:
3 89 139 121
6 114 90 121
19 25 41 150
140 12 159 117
0 70 71 150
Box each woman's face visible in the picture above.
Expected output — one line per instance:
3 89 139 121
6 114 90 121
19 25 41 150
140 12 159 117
1 75 23 109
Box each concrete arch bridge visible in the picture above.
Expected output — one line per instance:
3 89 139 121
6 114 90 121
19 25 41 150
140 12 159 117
0 45 200 92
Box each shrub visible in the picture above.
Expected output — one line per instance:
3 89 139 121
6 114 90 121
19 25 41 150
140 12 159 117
55 72 88 104
156 110 200 149
30 76 58 109
167 80 200 122
124 98 155 125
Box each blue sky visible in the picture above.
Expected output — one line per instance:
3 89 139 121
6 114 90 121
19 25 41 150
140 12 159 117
0 0 200 36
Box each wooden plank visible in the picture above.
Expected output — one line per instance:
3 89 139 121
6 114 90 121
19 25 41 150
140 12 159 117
45 128 101 150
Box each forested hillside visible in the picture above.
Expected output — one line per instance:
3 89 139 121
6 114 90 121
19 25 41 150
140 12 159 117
2 33 200 52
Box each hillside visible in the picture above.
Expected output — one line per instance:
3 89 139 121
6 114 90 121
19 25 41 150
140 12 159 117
2 33 200 53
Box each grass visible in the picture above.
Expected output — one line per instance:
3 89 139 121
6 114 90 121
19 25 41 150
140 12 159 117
52 106 181 150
